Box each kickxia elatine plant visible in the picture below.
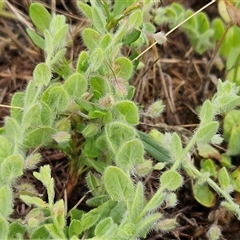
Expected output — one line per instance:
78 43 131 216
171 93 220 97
1 0 240 239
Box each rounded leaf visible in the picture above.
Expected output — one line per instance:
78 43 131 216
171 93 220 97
160 170 183 191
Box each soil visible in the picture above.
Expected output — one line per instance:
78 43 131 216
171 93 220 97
1 1 240 239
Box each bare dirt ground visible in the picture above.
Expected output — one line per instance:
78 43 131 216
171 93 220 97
1 1 240 239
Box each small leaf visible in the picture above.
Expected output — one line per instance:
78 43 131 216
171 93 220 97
26 28 45 50
34 165 55 206
92 5 106 33
4 117 22 145
78 2 92 19
82 28 101 51
31 225 51 239
20 195 47 208
129 9 143 29
1 154 24 184
0 217 9 240
218 167 230 191
41 86 69 115
223 110 240 142
115 100 139 124
193 182 216 207
114 57 133 80
0 185 13 217
199 100 214 123
29 3 51 33
0 136 13 164
63 72 87 99
89 47 104 71
10 92 24 123
24 127 55 148
160 170 183 191
52 25 68 50
170 133 183 161
116 139 144 170
33 63 51 86
69 219 82 238
52 199 65 229
95 217 114 237
9 221 26 238
76 51 89 73
196 121 219 143
104 166 135 203
122 29 141 45
130 182 145 222
89 76 111 96
24 80 41 108
228 125 240 155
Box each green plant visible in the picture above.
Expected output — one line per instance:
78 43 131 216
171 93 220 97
1 1 240 239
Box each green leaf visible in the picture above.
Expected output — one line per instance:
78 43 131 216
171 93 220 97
115 100 139 124
69 219 82 238
199 100 214 124
89 47 104 71
130 182 145 222
29 3 51 34
63 72 87 99
82 28 101 51
105 121 136 154
90 76 111 98
24 127 55 148
50 15 66 35
10 92 24 123
100 33 112 50
31 225 51 239
4 117 22 146
26 28 45 50
41 86 69 115
129 9 143 29
104 166 135 203
86 195 110 207
160 170 183 191
114 57 133 80
223 110 240 142
230 167 240 192
228 125 240 155
9 221 26 238
193 182 216 207
196 121 219 143
212 18 225 42
45 223 65 239
23 103 42 129
95 217 114 237
170 133 183 161
137 130 171 162
135 213 161 238
77 2 92 19
92 5 106 33
122 29 141 45
34 165 55 206
200 159 217 178
34 63 52 86
0 136 13 164
20 195 47 208
52 199 65 229
86 172 101 196
116 139 144 170
112 0 134 16
24 80 41 108
76 51 89 73
0 185 13 217
0 217 9 240
1 154 24 184
52 25 68 50
218 167 230 191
